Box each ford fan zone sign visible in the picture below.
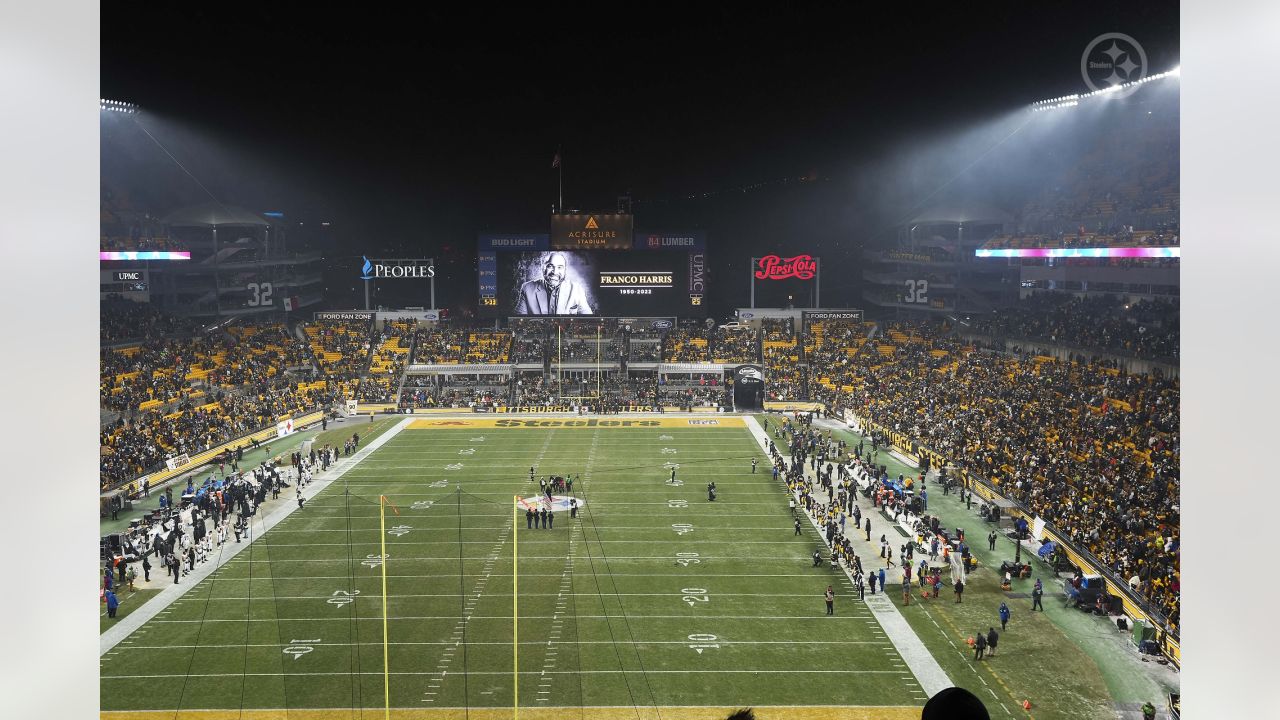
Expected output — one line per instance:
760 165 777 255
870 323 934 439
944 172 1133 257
755 254 817 280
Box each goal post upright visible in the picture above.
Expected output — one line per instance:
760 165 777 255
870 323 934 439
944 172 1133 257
513 494 520 720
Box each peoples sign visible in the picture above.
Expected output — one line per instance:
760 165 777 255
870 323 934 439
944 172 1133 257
755 254 817 280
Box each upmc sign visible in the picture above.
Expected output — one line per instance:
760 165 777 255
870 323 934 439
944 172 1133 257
755 254 817 280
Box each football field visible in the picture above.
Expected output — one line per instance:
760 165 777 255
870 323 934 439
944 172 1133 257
100 416 929 719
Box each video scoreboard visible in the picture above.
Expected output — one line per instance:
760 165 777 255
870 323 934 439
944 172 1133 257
478 217 706 317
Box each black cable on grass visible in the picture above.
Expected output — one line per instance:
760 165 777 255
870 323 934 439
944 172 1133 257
569 514 587 720
342 486 365 718
457 487 471 719
575 481 663 720
236 505 257 719
253 494 296 718
169 507 238 720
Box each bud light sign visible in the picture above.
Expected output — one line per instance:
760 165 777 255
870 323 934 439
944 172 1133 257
755 254 817 280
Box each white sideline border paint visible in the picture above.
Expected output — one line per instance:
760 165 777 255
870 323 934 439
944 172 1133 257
744 415 952 697
99 416 417 657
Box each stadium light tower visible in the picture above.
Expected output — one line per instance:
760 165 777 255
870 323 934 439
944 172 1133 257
1029 65 1180 112
100 98 139 114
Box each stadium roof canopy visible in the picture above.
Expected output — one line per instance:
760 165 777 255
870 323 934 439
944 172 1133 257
910 202 1010 225
163 202 270 228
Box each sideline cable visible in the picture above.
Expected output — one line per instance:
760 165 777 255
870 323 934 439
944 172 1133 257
168 502 237 719
575 482 665 720
569 431 654 720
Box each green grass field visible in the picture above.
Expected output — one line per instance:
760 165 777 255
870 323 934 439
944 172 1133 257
100 415 1170 720
100 417 928 719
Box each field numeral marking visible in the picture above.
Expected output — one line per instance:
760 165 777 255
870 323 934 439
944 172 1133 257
470 436 486 442
687 633 720 654
388 525 413 537
663 462 681 470
459 448 475 455
676 552 701 567
433 478 452 486
668 499 688 508
661 448 678 455
362 554 389 569
672 523 694 536
327 590 361 607
658 435 674 441
411 500 434 510
681 587 709 606
284 638 321 659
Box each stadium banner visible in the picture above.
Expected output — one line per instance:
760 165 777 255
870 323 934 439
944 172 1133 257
276 418 297 438
164 454 191 471
763 400 826 412
358 257 435 280
634 231 706 252
314 311 374 322
755 254 817 280
477 234 551 252
886 250 935 264
614 317 676 333
346 399 358 415
551 213 633 249
411 408 473 414
495 405 574 413
359 402 396 413
802 310 864 322
734 364 764 385
409 417 745 429
690 406 722 413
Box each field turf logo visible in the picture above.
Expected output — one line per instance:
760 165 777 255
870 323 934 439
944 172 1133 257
495 418 661 427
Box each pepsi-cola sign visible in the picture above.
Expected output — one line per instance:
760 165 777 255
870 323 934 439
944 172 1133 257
755 254 817 280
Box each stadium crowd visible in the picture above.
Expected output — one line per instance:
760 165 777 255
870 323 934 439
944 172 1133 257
828 321 1180 630
972 294 1179 361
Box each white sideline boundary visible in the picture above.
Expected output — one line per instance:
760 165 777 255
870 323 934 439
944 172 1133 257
744 415 952 697
99 416 416 657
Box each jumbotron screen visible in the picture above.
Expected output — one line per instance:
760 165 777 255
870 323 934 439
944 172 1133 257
479 248 706 317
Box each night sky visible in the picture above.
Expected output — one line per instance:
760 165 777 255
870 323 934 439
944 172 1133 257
100 4 1180 316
